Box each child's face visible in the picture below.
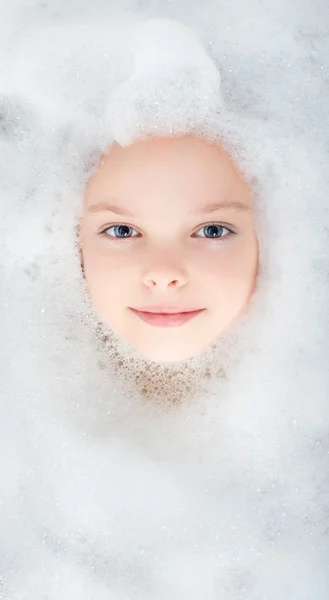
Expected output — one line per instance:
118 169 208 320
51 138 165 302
80 135 258 363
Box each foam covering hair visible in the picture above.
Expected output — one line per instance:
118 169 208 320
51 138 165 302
0 3 328 599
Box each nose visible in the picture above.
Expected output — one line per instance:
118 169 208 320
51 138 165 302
142 253 188 289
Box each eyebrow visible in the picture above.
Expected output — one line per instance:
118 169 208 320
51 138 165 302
87 200 251 216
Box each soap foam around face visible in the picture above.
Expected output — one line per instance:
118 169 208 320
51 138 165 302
0 4 328 599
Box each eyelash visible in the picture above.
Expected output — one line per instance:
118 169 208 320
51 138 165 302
99 222 236 241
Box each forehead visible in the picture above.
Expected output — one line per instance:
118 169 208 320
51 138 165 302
84 135 252 210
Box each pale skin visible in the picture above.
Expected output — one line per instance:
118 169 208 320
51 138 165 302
79 135 259 364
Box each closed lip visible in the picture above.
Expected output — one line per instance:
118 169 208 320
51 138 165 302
129 307 204 314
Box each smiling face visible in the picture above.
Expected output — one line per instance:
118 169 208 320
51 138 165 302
79 135 259 363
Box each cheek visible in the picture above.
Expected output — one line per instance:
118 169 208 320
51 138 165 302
196 238 258 293
82 235 124 275
81 240 130 309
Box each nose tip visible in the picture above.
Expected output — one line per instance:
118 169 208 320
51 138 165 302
143 267 188 289
145 277 182 289
142 254 188 289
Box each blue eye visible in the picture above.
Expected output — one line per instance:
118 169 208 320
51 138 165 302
193 224 233 239
102 225 140 239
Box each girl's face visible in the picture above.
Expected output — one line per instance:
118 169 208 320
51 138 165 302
80 135 259 363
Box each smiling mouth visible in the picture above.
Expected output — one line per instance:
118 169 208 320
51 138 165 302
128 308 205 328
130 307 204 314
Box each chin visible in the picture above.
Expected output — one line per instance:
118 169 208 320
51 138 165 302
134 342 204 365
